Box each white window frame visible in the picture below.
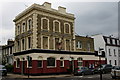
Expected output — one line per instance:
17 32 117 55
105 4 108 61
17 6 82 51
76 41 82 49
27 56 32 68
112 39 115 45
117 40 119 45
37 56 43 68
17 24 20 35
41 17 49 30
107 38 110 44
16 58 20 68
22 21 26 33
60 57 64 67
64 23 71 34
77 57 83 67
27 18 32 30
53 20 61 32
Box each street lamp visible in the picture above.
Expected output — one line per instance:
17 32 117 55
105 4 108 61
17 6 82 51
98 48 104 80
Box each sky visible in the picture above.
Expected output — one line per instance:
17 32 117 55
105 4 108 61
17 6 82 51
0 0 119 45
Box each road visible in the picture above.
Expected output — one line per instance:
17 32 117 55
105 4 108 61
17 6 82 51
1 73 119 80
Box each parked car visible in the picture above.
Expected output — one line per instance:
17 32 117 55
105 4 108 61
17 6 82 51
0 65 7 76
92 67 99 74
98 64 112 74
111 66 120 79
74 67 93 76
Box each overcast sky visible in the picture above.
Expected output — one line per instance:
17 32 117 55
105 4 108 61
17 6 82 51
0 0 119 45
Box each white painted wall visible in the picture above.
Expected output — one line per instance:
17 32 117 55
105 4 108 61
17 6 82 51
106 46 119 66
91 34 106 53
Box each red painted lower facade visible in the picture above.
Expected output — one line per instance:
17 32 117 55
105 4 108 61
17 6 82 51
14 60 106 74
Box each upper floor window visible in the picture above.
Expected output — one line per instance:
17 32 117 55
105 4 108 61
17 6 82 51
117 40 120 45
27 19 32 30
41 18 49 30
112 39 115 45
43 36 49 49
76 41 82 49
47 57 56 67
17 41 20 51
17 25 20 35
53 20 60 32
22 22 25 33
66 39 70 51
87 42 91 51
64 23 70 34
109 49 111 56
28 37 31 49
22 39 25 50
114 49 116 56
107 38 110 44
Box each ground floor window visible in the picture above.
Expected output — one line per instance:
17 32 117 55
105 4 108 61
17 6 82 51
28 57 32 67
60 57 64 67
77 57 83 67
47 57 55 67
38 60 42 68
16 58 20 68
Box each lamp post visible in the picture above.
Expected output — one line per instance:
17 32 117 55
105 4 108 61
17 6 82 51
98 48 103 80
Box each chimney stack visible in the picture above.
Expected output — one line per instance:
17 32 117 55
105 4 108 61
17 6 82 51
58 6 66 13
43 2 51 9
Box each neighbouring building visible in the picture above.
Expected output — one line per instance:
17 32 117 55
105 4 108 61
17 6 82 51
92 34 120 66
13 2 105 75
2 39 14 65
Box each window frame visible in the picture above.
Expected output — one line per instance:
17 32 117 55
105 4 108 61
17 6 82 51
47 57 56 68
60 57 64 67
64 23 71 34
53 20 61 32
76 41 82 49
27 18 32 30
41 17 49 30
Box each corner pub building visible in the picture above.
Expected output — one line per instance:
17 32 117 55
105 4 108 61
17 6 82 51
13 2 105 75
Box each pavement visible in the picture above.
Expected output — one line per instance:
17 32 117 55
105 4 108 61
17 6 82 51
3 73 73 79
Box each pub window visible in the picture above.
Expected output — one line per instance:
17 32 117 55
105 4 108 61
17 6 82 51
53 20 60 32
16 58 20 68
27 19 32 30
41 18 49 30
60 57 64 67
28 37 31 49
64 23 70 34
115 60 117 65
38 60 42 68
28 57 32 67
47 57 55 67
77 57 83 67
